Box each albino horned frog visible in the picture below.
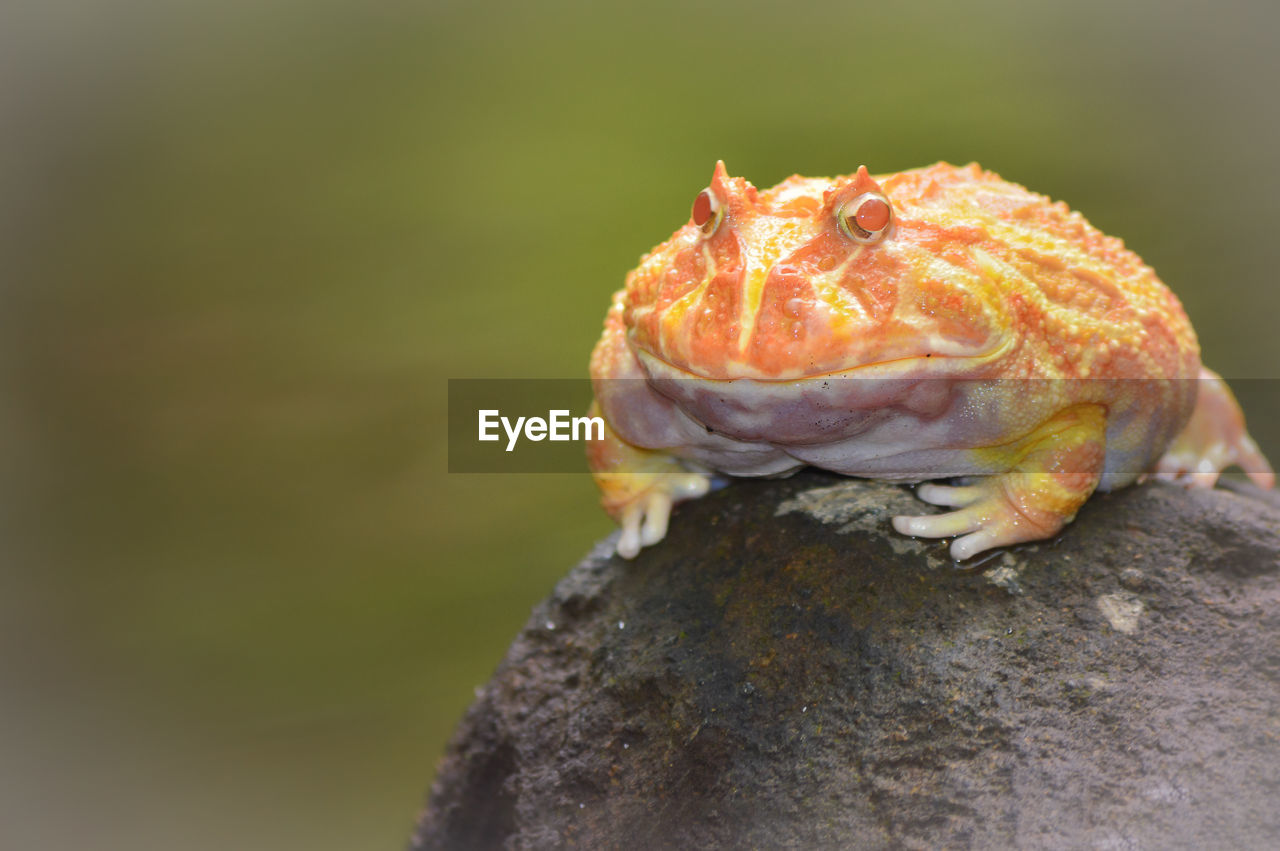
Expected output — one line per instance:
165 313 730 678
587 162 1274 561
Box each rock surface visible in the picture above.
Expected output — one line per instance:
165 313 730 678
413 473 1280 850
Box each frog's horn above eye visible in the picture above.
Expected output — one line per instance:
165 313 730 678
706 160 760 210
849 165 883 196
711 160 731 190
822 165 886 212
693 161 760 235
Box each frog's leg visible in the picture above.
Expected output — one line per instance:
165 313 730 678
587 293 713 558
1154 366 1275 489
892 404 1108 561
587 401 712 558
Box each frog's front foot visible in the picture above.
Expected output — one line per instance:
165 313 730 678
892 404 1108 560
586 401 712 558
611 472 712 558
1154 367 1275 490
893 474 1084 560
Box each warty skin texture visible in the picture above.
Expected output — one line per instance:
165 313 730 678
588 162 1274 560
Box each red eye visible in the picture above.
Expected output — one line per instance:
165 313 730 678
837 192 893 243
855 197 890 232
691 188 722 235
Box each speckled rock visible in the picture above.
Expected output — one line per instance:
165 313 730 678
412 472 1280 850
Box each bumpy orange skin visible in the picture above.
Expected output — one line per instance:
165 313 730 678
617 162 1195 381
589 162 1273 561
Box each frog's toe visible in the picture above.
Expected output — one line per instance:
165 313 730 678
1152 455 1221 489
897 468 1101 560
893 496 1051 561
1241 439 1277 489
613 472 711 559
893 504 1013 560
669 472 714 501
616 491 670 557
950 527 1008 562
915 482 983 508
1156 367 1276 491
639 491 672 546
617 493 669 559
1155 434 1275 490
902 479 1042 557
617 504 644 559
892 505 986 540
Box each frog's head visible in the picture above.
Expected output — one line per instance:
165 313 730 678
623 162 1011 380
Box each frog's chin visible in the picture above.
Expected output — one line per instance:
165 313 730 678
624 348 988 445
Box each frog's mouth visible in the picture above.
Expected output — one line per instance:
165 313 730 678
633 334 1015 384
629 337 1015 444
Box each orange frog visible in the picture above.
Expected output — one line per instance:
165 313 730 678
587 162 1274 560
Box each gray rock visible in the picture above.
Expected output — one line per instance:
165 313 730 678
412 472 1280 850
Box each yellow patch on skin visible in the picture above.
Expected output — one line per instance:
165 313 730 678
808 247 866 324
735 217 808 356
966 403 1108 504
657 242 717 365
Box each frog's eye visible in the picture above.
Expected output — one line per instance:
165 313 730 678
691 188 724 236
836 192 893 244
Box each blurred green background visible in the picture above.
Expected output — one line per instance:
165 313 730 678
3 0 1278 848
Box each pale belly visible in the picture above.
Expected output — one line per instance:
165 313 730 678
597 359 1184 490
